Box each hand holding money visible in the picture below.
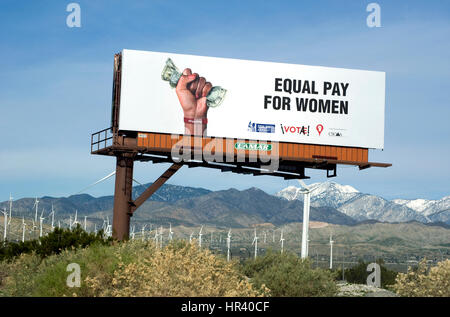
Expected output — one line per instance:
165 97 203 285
175 68 211 135
161 58 227 135
176 68 212 120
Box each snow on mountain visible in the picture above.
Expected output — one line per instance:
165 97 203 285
392 198 435 214
308 182 360 208
276 181 442 224
276 181 360 209
392 196 450 218
338 194 429 223
275 186 304 201
427 196 450 214
310 182 359 195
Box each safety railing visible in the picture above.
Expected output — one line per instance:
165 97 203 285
91 127 114 153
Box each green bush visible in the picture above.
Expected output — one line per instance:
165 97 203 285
240 250 338 297
335 259 398 289
0 241 135 296
0 240 267 297
0 225 111 262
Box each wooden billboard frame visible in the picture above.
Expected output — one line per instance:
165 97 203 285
91 52 391 240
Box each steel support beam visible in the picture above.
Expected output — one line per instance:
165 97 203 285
130 163 182 213
112 153 135 241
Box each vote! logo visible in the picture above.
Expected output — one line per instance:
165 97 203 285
280 124 310 136
316 124 324 136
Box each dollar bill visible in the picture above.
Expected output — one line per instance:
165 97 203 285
161 58 227 108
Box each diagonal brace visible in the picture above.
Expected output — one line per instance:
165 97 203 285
130 163 182 214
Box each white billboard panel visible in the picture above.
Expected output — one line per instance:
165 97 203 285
118 49 385 149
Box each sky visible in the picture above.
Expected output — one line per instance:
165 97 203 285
1 0 449 202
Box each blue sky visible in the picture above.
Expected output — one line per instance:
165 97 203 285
1 0 449 201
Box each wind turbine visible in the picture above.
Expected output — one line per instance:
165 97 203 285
280 229 285 254
106 217 112 237
73 210 79 226
329 233 334 269
141 224 147 241
106 224 112 238
101 217 107 235
32 219 36 236
69 215 73 230
298 180 320 259
154 227 159 245
49 204 55 230
29 221 35 236
33 197 39 223
226 229 231 262
22 217 26 242
189 231 194 243
159 226 163 248
130 225 135 240
102 217 107 231
168 223 173 241
84 216 87 231
198 226 203 248
252 228 259 259
2 208 7 241
272 229 275 243
39 209 45 237
263 231 267 244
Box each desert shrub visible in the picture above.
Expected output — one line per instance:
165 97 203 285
0 251 42 296
240 250 337 297
392 259 450 297
1 240 267 297
37 225 111 258
0 225 111 261
0 240 150 297
0 240 39 261
335 259 398 289
87 240 268 297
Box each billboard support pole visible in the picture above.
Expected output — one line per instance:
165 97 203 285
130 163 182 213
112 153 135 240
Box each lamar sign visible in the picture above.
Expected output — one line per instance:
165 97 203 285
234 142 272 151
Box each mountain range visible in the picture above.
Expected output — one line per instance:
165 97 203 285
276 182 450 225
1 182 449 228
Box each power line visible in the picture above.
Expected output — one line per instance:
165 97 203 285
74 171 116 195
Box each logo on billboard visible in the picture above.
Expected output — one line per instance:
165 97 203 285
235 142 272 151
280 124 310 136
329 131 343 137
316 124 324 136
248 121 276 133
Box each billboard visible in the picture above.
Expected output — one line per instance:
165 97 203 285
118 49 385 149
